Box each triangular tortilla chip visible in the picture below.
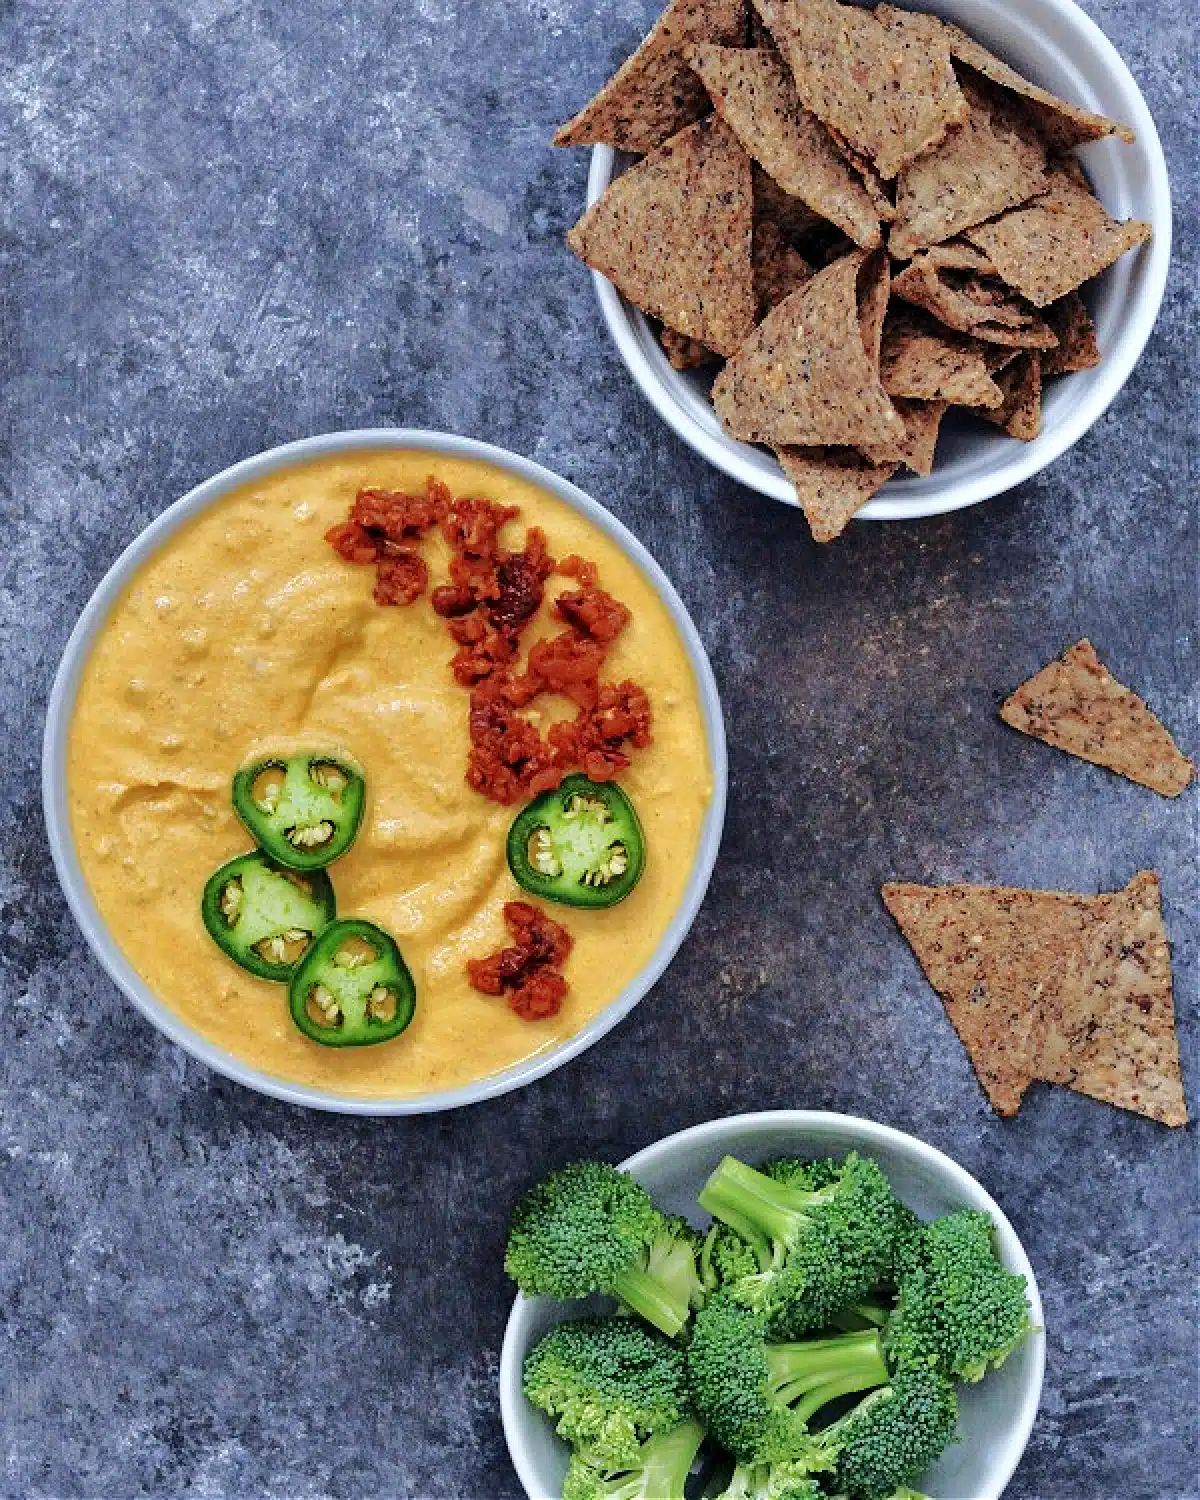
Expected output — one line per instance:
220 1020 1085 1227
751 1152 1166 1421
1035 872 1187 1126
880 308 1004 406
775 445 896 541
974 350 1042 439
889 77 1048 259
753 163 825 243
891 243 1058 348
752 0 967 178
875 6 1136 150
1041 291 1101 375
568 117 756 357
859 397 946 474
753 218 814 316
1000 639 1196 796
712 249 905 445
554 0 745 153
882 879 1097 1115
689 44 883 247
965 166 1151 307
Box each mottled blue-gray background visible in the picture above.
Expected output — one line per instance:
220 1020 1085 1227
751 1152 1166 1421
0 0 1195 1496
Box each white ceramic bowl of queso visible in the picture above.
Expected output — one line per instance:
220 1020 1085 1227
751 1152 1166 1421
583 0 1171 520
501 1111 1045 1500
42 429 728 1115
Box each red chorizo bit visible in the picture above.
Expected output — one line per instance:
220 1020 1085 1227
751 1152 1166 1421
325 520 380 566
526 631 607 709
442 496 518 558
486 543 554 635
466 900 573 1022
466 686 559 803
373 550 429 606
557 554 598 586
555 583 631 644
548 680 654 782
351 477 450 541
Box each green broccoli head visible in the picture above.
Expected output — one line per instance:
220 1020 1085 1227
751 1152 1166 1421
712 1458 825 1500
698 1154 906 1337
561 1416 706 1500
830 1367 958 1500
884 1209 1032 1382
685 1293 886 1466
701 1221 768 1295
522 1317 691 1467
504 1162 702 1338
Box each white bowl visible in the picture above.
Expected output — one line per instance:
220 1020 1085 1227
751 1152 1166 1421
501 1111 1046 1499
42 429 727 1115
584 0 1171 519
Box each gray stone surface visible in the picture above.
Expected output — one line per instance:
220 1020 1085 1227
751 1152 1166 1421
0 0 1195 1495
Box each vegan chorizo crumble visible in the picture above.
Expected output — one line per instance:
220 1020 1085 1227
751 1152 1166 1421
466 901 574 1021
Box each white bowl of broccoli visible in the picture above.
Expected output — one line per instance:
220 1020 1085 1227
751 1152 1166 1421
499 1111 1044 1500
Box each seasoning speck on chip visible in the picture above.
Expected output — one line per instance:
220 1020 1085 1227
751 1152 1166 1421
1000 639 1196 796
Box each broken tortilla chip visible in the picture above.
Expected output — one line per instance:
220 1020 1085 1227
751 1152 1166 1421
775 445 896 541
1040 290 1101 375
891 243 1058 348
689 44 883 247
875 5 1136 151
712 249 905 446
880 308 1004 406
567 116 756 357
860 397 946 474
1000 639 1196 796
974 350 1042 439
554 0 745 153
882 879 1097 1116
965 165 1152 307
752 0 967 178
1035 872 1187 1127
889 77 1048 259
753 218 814 316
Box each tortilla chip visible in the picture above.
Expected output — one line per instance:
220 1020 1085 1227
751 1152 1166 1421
1041 291 1101 375
827 126 897 222
775 445 896 541
753 218 814 316
752 0 967 178
1000 639 1196 796
974 350 1042 439
882 879 1097 1116
880 308 1004 406
689 44 883 247
753 163 825 242
889 77 1048 259
660 326 719 369
712 249 905 445
568 116 756 357
891 243 1058 348
860 397 946 474
857 238 890 366
965 166 1152 307
1035 873 1187 1126
554 0 745 153
874 5 1136 150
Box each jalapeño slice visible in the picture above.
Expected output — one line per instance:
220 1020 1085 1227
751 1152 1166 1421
232 753 365 871
201 851 336 982
506 774 646 909
288 918 416 1048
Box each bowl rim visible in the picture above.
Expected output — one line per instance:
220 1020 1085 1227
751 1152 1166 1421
41 427 729 1116
500 1109 1047 1500
583 0 1172 519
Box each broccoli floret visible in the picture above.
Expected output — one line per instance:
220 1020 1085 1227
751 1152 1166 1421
562 1415 706 1500
761 1158 843 1191
884 1203 926 1286
686 1293 888 1465
697 1154 904 1335
505 1162 703 1338
701 1221 764 1295
710 1458 824 1500
825 1367 958 1500
522 1317 691 1467
884 1209 1032 1382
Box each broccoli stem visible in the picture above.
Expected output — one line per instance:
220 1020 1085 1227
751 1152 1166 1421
698 1156 833 1250
633 1417 707 1497
612 1264 690 1338
765 1330 889 1420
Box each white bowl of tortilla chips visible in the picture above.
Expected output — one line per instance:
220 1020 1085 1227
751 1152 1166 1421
562 0 1170 539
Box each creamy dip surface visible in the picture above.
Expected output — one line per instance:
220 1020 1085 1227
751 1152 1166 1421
68 450 714 1097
